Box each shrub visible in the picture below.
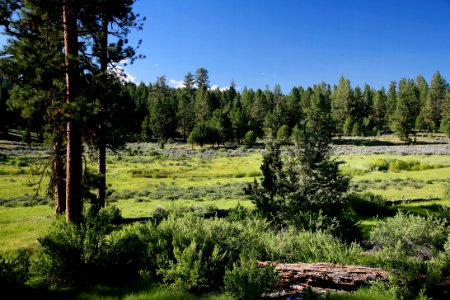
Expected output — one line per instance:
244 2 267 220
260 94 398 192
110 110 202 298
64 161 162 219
369 212 448 259
223 254 279 300
31 207 143 288
266 228 364 264
137 213 273 292
367 244 441 300
368 159 390 171
0 249 32 290
243 130 256 147
276 125 291 145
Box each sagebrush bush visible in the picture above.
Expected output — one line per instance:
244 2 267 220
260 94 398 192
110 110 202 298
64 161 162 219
367 243 441 300
137 213 274 293
224 253 279 300
369 212 448 259
266 228 364 264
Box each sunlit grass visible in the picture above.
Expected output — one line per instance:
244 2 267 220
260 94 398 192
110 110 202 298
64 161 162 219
72 281 233 300
115 199 253 218
1 145 450 253
0 205 54 254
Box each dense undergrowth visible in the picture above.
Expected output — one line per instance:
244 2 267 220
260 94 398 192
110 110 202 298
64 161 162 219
1 204 450 299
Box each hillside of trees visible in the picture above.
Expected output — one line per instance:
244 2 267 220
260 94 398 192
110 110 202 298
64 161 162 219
0 0 449 224
2 69 450 148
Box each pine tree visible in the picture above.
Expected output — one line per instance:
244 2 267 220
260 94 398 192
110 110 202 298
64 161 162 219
195 86 211 122
195 67 209 89
392 78 420 141
229 96 247 144
1 0 68 214
386 81 397 129
372 87 387 133
148 76 177 147
331 76 352 136
423 71 447 131
246 86 352 236
80 0 143 208
415 75 428 131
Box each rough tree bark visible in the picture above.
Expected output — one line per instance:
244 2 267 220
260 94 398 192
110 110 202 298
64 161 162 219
95 15 108 208
53 138 66 214
63 0 82 224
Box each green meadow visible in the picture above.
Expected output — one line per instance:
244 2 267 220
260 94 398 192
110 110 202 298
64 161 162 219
1 142 450 253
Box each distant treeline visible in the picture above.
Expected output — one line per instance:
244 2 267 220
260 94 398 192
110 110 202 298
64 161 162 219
1 69 449 145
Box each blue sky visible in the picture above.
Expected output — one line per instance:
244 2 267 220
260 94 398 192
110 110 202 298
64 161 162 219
124 0 450 92
1 0 449 92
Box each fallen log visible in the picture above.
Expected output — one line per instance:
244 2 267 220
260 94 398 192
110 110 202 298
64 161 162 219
259 262 388 298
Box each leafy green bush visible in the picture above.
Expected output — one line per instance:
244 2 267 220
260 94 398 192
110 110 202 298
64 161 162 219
137 213 273 292
31 207 144 287
223 254 279 300
276 125 291 145
369 212 448 258
367 244 440 300
243 130 256 147
266 228 364 264
0 249 32 290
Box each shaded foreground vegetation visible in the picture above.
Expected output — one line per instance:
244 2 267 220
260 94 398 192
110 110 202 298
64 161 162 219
0 138 450 299
2 206 450 299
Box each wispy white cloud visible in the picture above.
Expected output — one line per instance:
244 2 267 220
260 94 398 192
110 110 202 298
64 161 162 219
169 79 184 89
108 59 137 83
209 85 234 92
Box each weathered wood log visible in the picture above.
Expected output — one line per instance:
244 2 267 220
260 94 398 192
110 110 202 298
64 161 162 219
259 262 388 297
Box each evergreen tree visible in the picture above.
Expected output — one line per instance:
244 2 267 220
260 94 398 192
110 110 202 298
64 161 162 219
440 90 450 140
392 78 420 141
195 67 209 89
229 96 247 144
372 87 387 133
177 87 195 140
286 86 303 129
415 75 428 130
350 86 364 136
423 71 447 131
183 72 195 90
1 0 69 214
148 76 177 147
246 86 352 237
386 81 397 129
80 0 143 209
331 76 352 136
248 89 266 137
195 86 211 122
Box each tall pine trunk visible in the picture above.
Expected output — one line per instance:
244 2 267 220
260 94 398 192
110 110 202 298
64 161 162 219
53 138 66 214
63 0 82 224
96 16 108 208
